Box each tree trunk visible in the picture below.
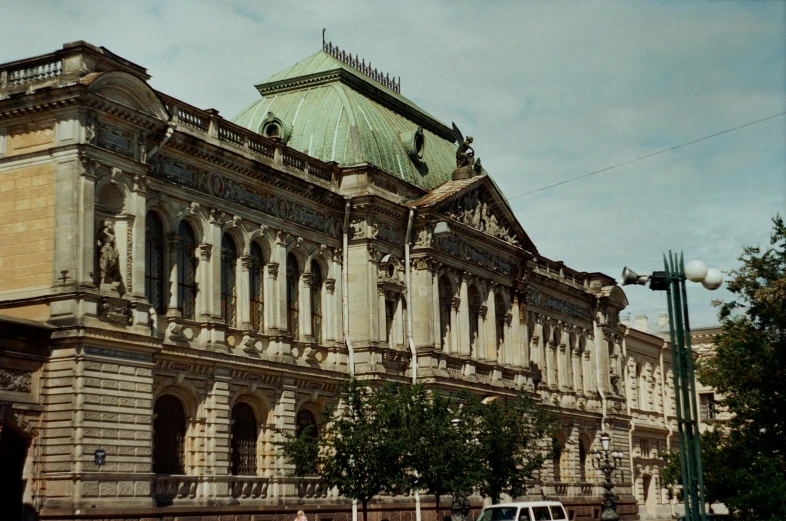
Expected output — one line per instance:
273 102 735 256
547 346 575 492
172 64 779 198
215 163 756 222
362 499 368 521
435 494 440 521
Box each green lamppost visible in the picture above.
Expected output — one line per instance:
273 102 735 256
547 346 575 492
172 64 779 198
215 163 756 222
621 252 722 521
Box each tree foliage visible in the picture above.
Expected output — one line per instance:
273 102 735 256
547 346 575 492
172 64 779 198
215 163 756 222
278 379 557 517
691 215 786 520
464 394 557 504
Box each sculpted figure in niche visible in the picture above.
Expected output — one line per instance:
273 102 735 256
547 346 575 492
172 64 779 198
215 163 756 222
97 220 124 292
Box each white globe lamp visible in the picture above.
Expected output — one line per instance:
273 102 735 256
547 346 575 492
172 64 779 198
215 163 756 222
702 268 723 290
684 260 708 282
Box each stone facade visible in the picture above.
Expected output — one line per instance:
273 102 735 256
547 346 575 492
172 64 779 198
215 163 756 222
0 41 667 521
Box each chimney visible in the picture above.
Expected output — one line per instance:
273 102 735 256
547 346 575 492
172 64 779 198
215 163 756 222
658 312 669 330
634 315 648 332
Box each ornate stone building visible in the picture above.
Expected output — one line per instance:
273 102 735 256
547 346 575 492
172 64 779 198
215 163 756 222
621 316 678 520
0 41 662 521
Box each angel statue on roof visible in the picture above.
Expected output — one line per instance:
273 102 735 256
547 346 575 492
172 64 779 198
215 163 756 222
452 122 477 169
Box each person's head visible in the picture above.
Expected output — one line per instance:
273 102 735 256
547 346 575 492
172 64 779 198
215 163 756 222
298 511 305 517
467 136 474 143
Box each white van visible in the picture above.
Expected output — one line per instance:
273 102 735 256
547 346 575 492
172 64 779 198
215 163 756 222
476 502 568 521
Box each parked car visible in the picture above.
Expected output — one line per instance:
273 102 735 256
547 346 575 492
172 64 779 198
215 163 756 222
476 502 568 521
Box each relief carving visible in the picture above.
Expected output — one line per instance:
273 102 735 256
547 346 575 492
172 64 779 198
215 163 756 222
442 188 519 246
98 296 135 325
0 369 32 393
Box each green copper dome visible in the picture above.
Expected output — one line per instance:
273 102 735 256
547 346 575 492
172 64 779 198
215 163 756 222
232 51 459 191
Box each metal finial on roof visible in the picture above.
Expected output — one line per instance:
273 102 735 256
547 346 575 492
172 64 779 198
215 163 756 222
320 37 401 94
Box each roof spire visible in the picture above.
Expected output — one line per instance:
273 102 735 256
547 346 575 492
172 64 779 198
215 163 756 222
320 35 400 94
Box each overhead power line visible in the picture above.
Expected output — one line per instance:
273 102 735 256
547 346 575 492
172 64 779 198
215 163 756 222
506 111 786 201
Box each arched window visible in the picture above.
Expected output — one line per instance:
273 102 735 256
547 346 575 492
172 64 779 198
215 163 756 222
286 254 299 338
231 403 258 476
145 212 166 313
176 221 197 320
153 395 186 475
220 234 237 326
438 276 452 351
297 409 318 439
310 260 323 344
468 286 482 356
249 243 264 332
579 439 587 482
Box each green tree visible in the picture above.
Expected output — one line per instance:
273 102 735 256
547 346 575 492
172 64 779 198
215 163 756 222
465 393 557 504
693 215 786 520
278 378 405 521
398 385 481 521
658 429 732 509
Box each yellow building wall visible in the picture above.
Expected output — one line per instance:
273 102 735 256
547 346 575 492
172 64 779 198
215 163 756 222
0 162 56 291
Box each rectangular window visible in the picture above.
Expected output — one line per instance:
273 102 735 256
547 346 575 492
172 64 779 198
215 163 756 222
700 393 716 420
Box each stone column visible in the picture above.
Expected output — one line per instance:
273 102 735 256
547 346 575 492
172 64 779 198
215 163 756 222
411 258 436 349
204 369 232 500
300 273 313 341
484 287 496 362
166 234 180 315
272 381 298 498
377 287 388 344
206 216 223 321
198 243 214 320
266 261 280 334
450 298 461 355
477 305 488 360
511 297 522 367
238 255 252 330
128 173 148 299
459 276 470 356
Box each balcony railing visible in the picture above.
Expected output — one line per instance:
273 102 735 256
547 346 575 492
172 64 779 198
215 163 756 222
153 475 198 503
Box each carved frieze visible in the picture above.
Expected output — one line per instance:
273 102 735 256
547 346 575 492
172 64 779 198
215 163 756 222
373 220 401 246
98 120 135 158
526 286 593 323
441 187 520 246
0 369 32 393
148 155 343 238
381 348 410 371
433 233 513 276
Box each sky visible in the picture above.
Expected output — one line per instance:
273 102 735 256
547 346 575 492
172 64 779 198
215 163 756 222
1 1 783 330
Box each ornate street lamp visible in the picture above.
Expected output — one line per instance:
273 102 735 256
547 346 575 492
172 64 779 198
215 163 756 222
591 432 624 521
621 253 723 521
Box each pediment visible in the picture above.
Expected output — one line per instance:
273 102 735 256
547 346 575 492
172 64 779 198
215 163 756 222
87 71 169 121
422 176 537 254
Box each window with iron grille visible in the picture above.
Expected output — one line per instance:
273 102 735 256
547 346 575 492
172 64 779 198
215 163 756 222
221 234 237 326
249 243 264 332
145 212 166 313
153 395 186 475
286 254 299 338
310 260 323 345
231 403 258 476
700 393 716 420
176 221 197 319
297 409 318 438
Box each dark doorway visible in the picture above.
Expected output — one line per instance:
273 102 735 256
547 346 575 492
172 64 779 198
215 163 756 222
0 425 29 520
